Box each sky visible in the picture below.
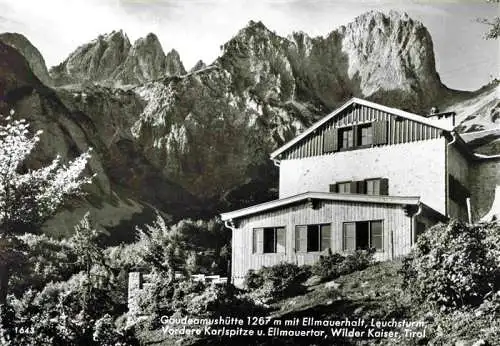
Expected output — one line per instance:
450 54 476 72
0 0 498 91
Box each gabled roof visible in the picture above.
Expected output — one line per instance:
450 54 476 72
220 191 422 221
270 97 454 159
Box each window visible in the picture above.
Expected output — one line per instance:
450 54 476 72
337 182 351 193
358 124 373 146
253 227 285 254
343 220 383 251
339 127 354 149
366 179 380 195
295 224 331 252
323 120 387 154
331 178 388 195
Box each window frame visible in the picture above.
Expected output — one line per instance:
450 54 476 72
253 227 286 254
337 181 352 194
332 178 388 196
342 220 384 252
357 123 373 147
339 126 354 150
295 223 331 253
365 178 381 195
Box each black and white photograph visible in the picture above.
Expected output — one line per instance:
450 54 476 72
0 0 498 345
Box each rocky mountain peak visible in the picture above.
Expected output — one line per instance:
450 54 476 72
112 32 169 85
339 10 443 108
0 32 53 86
50 29 131 85
229 20 280 46
165 49 186 76
190 60 206 73
102 29 130 44
50 31 186 86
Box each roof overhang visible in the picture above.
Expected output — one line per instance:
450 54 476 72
270 97 454 160
220 191 422 221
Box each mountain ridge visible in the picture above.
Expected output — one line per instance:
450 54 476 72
0 10 497 239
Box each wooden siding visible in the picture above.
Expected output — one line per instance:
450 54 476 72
231 200 412 284
282 104 442 160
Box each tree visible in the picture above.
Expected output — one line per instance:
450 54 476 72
0 111 93 305
478 0 499 39
70 213 107 313
135 213 187 283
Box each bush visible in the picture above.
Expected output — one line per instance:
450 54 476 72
135 272 265 331
10 234 79 295
420 291 500 345
93 313 138 346
244 263 311 302
311 249 374 281
186 282 265 317
8 270 119 345
402 221 498 310
135 216 231 278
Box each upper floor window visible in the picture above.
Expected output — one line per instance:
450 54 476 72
323 120 387 154
339 127 354 149
295 224 331 252
337 182 351 193
366 179 381 195
253 227 285 254
331 178 388 196
358 124 373 146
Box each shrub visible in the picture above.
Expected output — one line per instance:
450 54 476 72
401 221 498 310
186 282 265 317
135 216 231 278
93 313 138 346
8 271 113 345
10 234 78 295
244 263 311 302
311 249 374 281
134 273 265 332
420 291 500 345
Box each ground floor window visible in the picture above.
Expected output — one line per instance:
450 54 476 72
343 220 383 251
295 224 331 252
253 227 286 254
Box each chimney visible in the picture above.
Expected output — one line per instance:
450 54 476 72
426 107 456 128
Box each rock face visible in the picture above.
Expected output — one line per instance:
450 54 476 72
165 49 187 76
51 30 131 85
190 60 206 73
129 12 453 203
113 34 186 85
0 32 53 86
0 40 199 241
50 31 186 86
340 11 443 108
2 11 496 238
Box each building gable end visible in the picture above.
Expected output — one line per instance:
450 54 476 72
274 99 448 160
